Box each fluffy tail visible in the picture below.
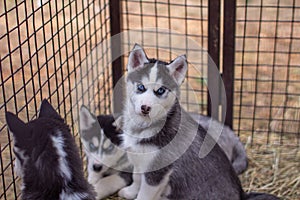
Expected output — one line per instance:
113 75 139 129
244 192 280 200
231 141 248 175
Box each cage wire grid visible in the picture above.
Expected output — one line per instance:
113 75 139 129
235 0 300 146
0 0 112 199
0 0 299 199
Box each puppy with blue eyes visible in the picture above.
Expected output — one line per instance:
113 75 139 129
119 44 279 200
119 44 244 200
79 106 132 199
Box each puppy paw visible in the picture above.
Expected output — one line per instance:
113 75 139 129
118 185 138 199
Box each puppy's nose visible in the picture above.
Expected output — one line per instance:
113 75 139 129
92 164 103 172
141 105 151 115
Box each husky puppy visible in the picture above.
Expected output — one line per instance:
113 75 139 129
5 100 96 200
190 113 248 175
79 106 132 199
118 44 279 200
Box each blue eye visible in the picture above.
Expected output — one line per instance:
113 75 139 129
137 83 146 92
89 143 97 151
155 87 166 96
106 144 114 152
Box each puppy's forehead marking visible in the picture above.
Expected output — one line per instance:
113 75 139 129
92 137 99 147
127 59 179 91
81 122 101 141
154 78 163 90
141 76 149 85
127 63 152 83
156 64 178 90
141 63 163 90
149 62 158 83
80 111 97 131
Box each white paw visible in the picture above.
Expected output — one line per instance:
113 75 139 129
118 185 138 199
96 190 109 200
92 174 128 199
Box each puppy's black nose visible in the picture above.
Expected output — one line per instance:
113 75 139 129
141 105 151 115
92 164 103 172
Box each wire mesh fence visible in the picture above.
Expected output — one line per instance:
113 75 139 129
0 0 112 198
234 0 300 146
0 0 299 199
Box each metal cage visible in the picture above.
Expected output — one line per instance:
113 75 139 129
0 0 299 199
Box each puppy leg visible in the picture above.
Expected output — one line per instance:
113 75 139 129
93 174 128 199
88 171 101 186
118 173 141 199
135 172 170 200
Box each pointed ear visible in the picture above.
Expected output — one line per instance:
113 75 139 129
5 112 27 137
127 44 149 72
39 99 63 121
167 55 188 85
79 105 97 131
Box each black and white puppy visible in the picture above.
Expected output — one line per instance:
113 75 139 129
79 106 132 199
5 99 96 200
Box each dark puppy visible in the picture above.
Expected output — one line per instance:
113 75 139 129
5 100 96 200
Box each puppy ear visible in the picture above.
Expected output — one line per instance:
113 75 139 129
39 99 63 121
167 55 188 85
79 105 97 131
5 112 27 139
127 44 149 72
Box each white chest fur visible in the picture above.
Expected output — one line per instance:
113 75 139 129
122 130 159 173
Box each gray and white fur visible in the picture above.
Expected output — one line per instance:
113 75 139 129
5 99 96 200
79 106 132 199
79 109 246 199
189 113 248 175
118 44 279 200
